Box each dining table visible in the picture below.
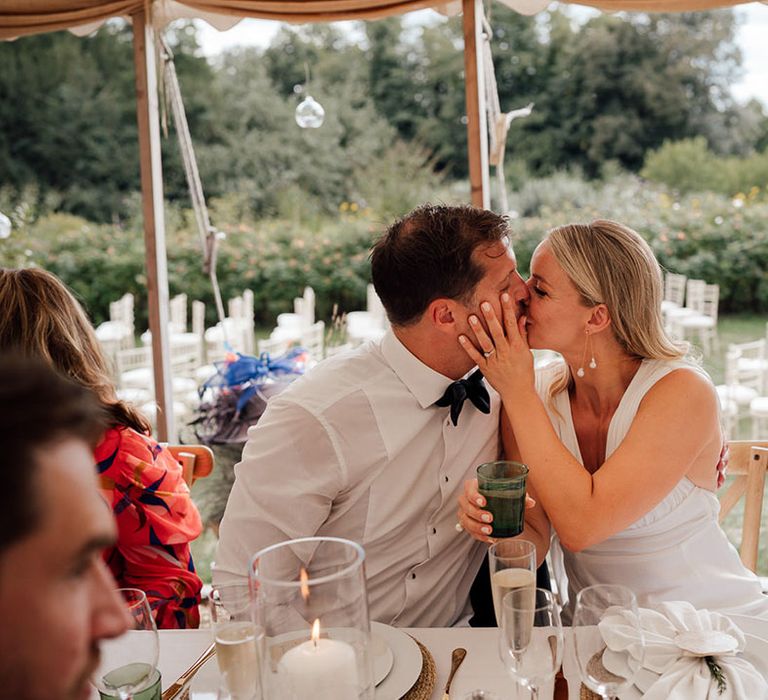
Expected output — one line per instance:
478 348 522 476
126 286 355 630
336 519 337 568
150 626 579 700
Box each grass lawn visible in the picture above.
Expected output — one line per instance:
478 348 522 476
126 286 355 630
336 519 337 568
190 314 768 581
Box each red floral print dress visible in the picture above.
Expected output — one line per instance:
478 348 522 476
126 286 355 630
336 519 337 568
95 427 203 629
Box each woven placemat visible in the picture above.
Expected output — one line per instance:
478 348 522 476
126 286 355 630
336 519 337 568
579 684 603 700
579 649 625 700
401 636 437 700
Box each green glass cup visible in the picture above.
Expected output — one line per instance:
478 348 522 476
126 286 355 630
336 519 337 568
477 460 529 538
98 668 161 700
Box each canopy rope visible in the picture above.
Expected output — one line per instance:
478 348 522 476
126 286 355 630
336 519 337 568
481 9 533 214
158 35 228 337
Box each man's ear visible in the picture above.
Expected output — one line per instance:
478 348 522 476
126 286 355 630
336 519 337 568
427 298 458 330
587 303 611 334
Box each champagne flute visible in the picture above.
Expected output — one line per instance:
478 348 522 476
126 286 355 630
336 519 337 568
210 581 262 700
92 588 159 700
488 539 537 625
498 587 563 700
573 584 641 700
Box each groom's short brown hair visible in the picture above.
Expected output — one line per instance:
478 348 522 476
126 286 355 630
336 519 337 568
370 204 511 327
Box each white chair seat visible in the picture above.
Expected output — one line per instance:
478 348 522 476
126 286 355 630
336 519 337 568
717 384 759 407
116 387 153 405
346 311 386 343
120 367 153 389
195 364 217 383
205 318 250 341
660 300 680 313
120 370 196 394
679 314 716 329
172 376 197 394
665 307 696 320
140 400 190 422
141 330 198 346
738 357 768 373
276 313 305 331
96 321 132 342
750 396 768 417
270 326 302 343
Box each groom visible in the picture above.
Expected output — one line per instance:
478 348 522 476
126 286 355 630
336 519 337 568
216 203 535 626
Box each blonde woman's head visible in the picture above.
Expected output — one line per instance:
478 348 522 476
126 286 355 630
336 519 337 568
545 219 686 362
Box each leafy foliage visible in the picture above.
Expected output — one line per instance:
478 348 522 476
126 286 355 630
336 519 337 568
2 9 766 225
642 137 768 197
3 174 767 333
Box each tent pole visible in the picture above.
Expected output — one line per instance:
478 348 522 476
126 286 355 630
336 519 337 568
462 0 490 209
132 7 175 442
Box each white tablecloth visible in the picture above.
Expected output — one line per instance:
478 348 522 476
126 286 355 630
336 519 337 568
150 627 577 700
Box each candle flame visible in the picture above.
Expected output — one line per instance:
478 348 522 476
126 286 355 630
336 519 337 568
311 618 320 647
300 567 310 602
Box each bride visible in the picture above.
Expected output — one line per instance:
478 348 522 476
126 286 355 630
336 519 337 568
456 219 768 618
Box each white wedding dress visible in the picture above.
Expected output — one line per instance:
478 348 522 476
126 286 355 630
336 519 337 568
536 358 768 619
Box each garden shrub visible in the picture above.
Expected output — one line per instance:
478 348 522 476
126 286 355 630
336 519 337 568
2 173 767 332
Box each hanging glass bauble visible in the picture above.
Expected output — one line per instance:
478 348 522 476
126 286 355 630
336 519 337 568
295 95 325 129
0 211 11 239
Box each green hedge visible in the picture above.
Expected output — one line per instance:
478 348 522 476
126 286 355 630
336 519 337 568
0 210 379 330
2 175 767 331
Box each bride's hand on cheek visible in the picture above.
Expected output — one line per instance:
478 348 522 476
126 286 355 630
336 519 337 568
458 292 535 397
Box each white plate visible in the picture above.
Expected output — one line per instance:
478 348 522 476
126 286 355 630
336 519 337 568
727 613 768 642
371 622 423 700
371 624 395 686
189 625 404 697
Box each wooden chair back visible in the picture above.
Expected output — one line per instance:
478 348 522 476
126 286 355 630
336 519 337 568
718 440 768 572
166 444 214 487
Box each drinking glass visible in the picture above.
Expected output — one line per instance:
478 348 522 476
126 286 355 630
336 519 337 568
498 588 563 700
573 584 642 700
210 581 262 700
477 460 529 537
488 539 537 625
92 588 159 700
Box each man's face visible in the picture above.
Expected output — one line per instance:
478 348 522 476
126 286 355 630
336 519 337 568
456 238 530 340
0 438 128 700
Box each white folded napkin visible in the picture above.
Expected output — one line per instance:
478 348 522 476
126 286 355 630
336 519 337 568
597 601 768 700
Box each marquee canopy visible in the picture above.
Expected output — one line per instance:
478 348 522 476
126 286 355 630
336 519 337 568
0 0 761 40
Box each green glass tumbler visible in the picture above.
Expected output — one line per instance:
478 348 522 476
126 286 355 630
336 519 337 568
476 460 528 538
98 668 161 700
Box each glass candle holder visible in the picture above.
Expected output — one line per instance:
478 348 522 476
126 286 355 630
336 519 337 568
250 537 373 700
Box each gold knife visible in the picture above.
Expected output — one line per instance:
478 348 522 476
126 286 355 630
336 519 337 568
161 641 216 700
442 647 467 700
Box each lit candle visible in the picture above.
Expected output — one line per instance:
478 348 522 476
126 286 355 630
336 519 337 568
277 619 359 699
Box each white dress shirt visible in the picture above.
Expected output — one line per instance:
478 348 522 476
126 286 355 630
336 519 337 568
215 329 501 627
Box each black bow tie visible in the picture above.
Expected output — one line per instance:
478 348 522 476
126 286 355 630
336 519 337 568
435 369 491 426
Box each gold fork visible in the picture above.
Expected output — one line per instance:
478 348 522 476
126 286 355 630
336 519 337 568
160 641 216 700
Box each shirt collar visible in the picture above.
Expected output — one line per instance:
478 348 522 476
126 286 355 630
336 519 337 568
380 329 461 409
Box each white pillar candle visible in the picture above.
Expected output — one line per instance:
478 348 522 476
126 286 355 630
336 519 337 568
277 620 359 700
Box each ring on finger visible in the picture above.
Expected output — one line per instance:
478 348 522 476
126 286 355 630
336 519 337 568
483 348 496 359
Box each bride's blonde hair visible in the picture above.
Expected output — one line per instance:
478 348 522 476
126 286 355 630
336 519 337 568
544 220 688 400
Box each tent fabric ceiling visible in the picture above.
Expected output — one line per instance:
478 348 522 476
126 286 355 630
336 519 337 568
0 0 761 40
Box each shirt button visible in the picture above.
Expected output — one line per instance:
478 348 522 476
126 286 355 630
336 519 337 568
410 572 416 580
444 475 449 483
431 527 437 535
